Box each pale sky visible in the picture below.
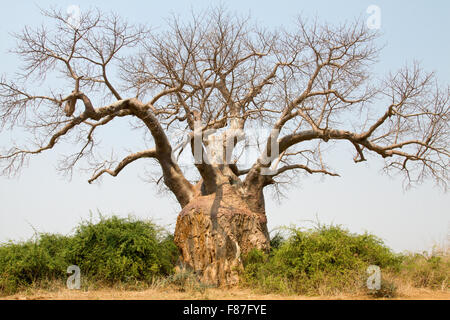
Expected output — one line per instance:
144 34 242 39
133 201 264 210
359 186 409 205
0 0 449 253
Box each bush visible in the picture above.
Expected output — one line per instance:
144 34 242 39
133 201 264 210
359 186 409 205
399 249 449 289
67 216 178 283
242 224 403 295
0 233 71 295
0 215 178 295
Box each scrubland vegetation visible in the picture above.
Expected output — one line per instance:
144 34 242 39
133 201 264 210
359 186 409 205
0 215 448 298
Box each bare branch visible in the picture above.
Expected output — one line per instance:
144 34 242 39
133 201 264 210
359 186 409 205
271 164 340 177
88 148 157 183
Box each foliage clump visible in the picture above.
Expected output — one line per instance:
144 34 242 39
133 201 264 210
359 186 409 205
68 215 177 283
0 215 178 295
242 224 403 295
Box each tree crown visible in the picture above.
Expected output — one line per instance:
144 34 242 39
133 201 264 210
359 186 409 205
1 7 448 207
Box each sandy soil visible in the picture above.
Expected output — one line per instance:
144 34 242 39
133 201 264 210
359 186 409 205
2 287 449 300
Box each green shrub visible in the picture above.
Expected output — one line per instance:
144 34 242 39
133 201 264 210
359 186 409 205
67 216 178 283
242 224 403 295
0 233 70 295
269 232 286 251
0 215 179 295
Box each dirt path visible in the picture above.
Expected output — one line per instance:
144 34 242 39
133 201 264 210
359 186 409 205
2 287 449 300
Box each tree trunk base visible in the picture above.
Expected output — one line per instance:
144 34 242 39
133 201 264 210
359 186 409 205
174 184 270 286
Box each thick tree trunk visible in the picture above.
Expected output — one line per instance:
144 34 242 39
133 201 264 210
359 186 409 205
174 182 270 286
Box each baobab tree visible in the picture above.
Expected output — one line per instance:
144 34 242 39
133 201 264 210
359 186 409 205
0 7 448 285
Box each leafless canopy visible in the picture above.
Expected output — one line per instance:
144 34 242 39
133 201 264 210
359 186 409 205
1 7 449 207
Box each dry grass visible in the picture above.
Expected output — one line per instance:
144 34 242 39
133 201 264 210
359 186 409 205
1 284 448 300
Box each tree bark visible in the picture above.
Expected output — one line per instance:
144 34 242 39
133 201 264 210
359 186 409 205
174 182 270 286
